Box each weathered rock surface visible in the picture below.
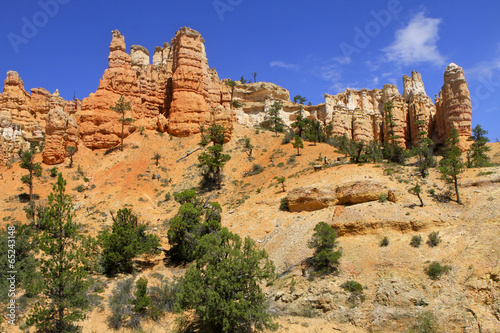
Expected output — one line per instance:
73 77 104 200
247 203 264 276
42 109 78 165
335 180 388 205
0 71 47 164
0 28 473 163
286 180 392 212
286 186 336 212
435 63 472 150
167 27 233 137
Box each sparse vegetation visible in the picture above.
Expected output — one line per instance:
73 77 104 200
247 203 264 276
378 193 388 202
66 145 77 168
248 163 264 176
410 235 423 248
425 261 451 280
279 198 289 211
49 166 58 177
277 176 286 192
427 231 441 247
380 236 389 247
407 311 440 333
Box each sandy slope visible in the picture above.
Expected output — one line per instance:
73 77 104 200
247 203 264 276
1 125 499 332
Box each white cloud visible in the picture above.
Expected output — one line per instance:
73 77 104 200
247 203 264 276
269 60 299 70
466 58 500 80
383 12 445 66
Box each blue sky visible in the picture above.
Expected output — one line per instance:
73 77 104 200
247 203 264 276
1 0 499 140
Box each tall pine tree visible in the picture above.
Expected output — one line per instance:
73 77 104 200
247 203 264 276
27 173 98 332
439 127 465 204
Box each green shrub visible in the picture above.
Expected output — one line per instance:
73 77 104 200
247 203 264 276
425 261 451 280
49 167 58 177
173 189 197 204
341 280 363 293
74 184 85 193
100 208 160 275
108 277 134 329
308 222 342 273
410 235 423 248
378 193 388 202
407 311 440 333
131 277 151 314
380 236 389 247
279 198 289 211
149 276 181 318
427 231 441 247
282 129 296 144
164 192 171 202
248 164 264 176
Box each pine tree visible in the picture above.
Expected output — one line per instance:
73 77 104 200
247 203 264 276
176 228 276 332
198 124 231 190
100 208 160 275
110 95 134 151
439 127 465 204
409 183 424 207
224 80 237 107
66 146 77 168
19 144 42 223
167 190 222 262
290 106 307 137
467 124 491 167
27 173 98 332
243 137 254 157
277 176 286 192
266 101 284 136
305 119 326 145
131 277 151 314
152 152 161 166
293 95 308 104
293 135 304 156
412 121 436 178
308 222 342 273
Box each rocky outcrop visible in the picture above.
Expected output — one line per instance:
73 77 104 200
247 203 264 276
325 89 384 143
42 109 78 165
435 63 472 150
0 71 45 165
286 186 336 212
286 180 394 212
167 27 233 137
79 30 171 149
232 82 318 127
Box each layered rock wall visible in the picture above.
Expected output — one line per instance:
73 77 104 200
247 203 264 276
0 27 473 165
42 109 78 165
434 63 472 150
167 27 233 137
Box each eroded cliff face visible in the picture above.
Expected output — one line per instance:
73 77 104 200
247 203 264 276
0 27 473 165
79 30 171 149
0 71 55 165
322 70 439 148
435 63 472 150
42 108 78 165
167 27 233 137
